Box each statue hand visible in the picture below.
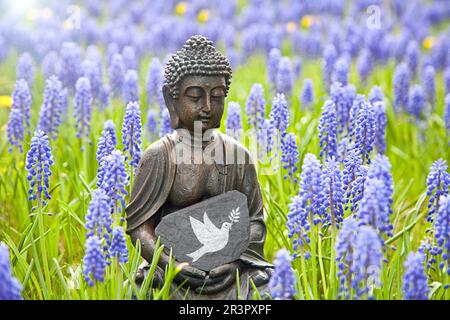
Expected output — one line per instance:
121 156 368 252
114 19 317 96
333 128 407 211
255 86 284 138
195 262 240 295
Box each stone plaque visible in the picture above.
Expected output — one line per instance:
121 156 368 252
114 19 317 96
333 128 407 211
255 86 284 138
155 191 250 271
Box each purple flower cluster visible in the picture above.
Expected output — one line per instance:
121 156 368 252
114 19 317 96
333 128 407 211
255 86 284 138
59 42 82 91
37 76 65 140
122 101 142 169
332 55 350 86
7 109 24 153
267 48 281 89
300 79 314 109
407 85 426 119
426 159 450 223
225 102 243 141
287 195 311 259
422 65 436 107
281 133 299 182
11 79 32 129
276 57 293 97
98 150 129 214
393 63 410 112
322 158 344 229
25 130 54 208
0 243 23 300
110 227 129 263
146 109 159 142
322 44 337 89
83 235 107 287
402 252 429 300
73 77 93 140
353 99 376 164
268 93 289 154
318 100 338 160
124 69 139 104
373 101 387 154
146 58 164 107
268 249 296 300
16 52 34 88
109 53 126 99
159 108 173 137
245 83 266 129
434 195 450 275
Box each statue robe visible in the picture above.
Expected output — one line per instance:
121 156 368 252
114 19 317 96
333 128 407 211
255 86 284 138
125 130 273 299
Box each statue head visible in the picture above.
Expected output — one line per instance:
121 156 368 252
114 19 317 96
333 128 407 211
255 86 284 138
163 35 232 132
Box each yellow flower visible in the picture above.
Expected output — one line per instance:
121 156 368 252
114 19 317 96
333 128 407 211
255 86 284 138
18 161 24 168
423 36 434 50
0 96 12 109
286 21 297 33
198 9 209 23
175 2 187 15
26 9 39 22
300 15 314 29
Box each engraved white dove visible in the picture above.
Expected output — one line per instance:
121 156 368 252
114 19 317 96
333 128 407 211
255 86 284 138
187 207 241 262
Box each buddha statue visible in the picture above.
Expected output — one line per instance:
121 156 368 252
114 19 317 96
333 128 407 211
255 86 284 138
125 35 273 300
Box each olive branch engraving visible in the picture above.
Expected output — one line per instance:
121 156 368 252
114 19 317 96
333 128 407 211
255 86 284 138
228 207 240 225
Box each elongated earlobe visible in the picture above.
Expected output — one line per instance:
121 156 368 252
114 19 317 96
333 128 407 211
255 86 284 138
163 84 180 128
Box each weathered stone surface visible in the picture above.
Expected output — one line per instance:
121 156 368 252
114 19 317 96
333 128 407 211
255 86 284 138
155 191 250 271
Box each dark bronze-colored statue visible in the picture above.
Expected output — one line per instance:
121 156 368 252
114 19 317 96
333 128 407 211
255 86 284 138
125 35 273 300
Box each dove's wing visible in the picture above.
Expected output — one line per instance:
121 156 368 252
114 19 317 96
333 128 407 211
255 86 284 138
202 212 220 234
189 216 212 245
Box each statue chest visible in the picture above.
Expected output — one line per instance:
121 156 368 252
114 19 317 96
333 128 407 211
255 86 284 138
167 163 224 208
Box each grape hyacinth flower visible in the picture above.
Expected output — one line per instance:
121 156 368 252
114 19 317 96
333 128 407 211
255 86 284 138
37 76 65 140
42 51 61 79
146 58 164 107
267 48 281 89
369 86 384 105
332 55 350 86
367 155 394 215
352 226 383 299
225 102 243 141
268 249 295 300
85 189 113 261
73 77 93 140
406 41 419 79
124 69 140 104
268 93 289 154
98 84 110 111
357 49 372 83
281 133 299 182
297 153 325 225
445 68 450 96
335 217 359 299
300 79 314 109
402 252 429 300
59 42 82 90
276 57 293 97
25 130 54 208
99 150 129 214
83 235 107 287
146 109 159 142
393 63 409 112
256 118 271 160
422 65 436 107
16 52 34 88
122 101 142 170
322 44 337 89
293 57 302 80
82 60 102 100
373 101 387 154
342 145 362 207
353 100 376 164
110 227 129 263
109 53 126 99
96 120 118 187
426 159 450 223
357 177 393 237
322 158 344 229
122 46 137 70
245 83 266 129
287 195 311 259
11 79 32 129
331 82 356 135
0 243 23 300
7 109 24 152
318 100 338 160
160 108 173 137
434 195 450 276
407 85 426 119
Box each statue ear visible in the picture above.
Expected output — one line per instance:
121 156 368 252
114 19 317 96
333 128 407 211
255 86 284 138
163 84 180 129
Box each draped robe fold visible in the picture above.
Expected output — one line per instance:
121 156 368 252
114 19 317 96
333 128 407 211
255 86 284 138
125 131 273 299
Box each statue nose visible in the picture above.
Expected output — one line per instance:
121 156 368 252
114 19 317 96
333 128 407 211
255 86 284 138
202 95 211 113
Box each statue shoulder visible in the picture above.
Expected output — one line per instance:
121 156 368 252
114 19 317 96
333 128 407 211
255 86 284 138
137 134 175 171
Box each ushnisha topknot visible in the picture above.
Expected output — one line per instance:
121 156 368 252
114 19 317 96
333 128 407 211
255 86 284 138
164 35 232 99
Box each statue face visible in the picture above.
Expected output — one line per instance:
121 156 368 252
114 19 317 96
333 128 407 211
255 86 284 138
173 75 226 132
